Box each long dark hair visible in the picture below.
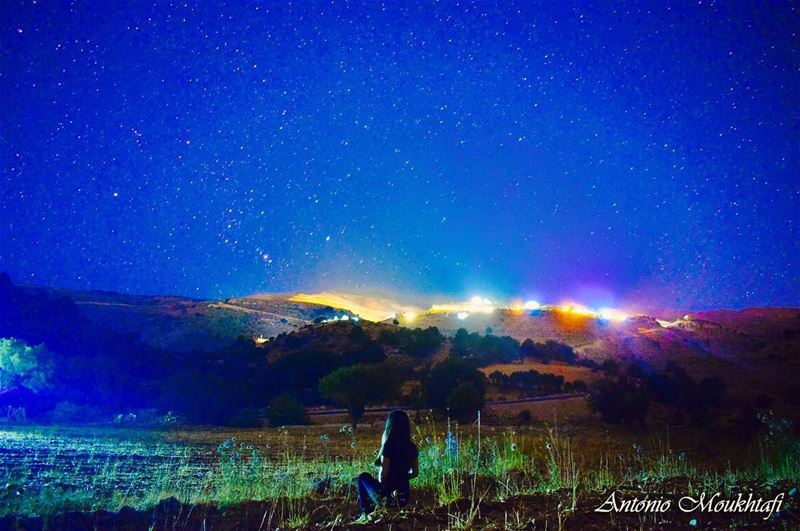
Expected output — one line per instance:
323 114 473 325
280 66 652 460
380 409 412 456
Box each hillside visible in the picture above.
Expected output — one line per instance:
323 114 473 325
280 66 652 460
2 276 798 403
5 284 353 352
403 307 800 401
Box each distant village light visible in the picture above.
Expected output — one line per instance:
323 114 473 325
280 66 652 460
598 308 628 322
523 300 540 310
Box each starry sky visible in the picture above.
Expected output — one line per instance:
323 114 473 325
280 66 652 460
1 1 798 310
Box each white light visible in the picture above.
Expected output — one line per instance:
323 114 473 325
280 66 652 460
457 312 470 320
598 308 627 322
523 300 540 310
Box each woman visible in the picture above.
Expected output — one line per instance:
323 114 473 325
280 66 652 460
355 409 419 522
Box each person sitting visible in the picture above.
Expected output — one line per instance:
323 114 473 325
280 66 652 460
355 409 419 523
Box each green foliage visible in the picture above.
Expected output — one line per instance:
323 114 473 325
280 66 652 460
519 339 576 364
0 338 53 392
267 394 309 426
452 328 520 364
423 357 486 414
588 376 649 426
1 423 799 524
319 363 401 428
378 326 443 357
488 370 565 397
447 381 484 421
645 362 726 424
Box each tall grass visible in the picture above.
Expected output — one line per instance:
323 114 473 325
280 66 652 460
1 416 799 525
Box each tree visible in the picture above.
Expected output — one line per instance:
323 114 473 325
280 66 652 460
521 340 576 364
423 357 486 414
452 328 472 356
588 376 649 426
267 394 309 426
349 324 366 343
447 380 484 421
0 338 53 392
520 338 536 360
319 363 401 430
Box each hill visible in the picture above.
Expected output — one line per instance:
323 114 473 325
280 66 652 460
1 274 798 410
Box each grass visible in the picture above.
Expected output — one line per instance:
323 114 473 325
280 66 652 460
1 416 799 527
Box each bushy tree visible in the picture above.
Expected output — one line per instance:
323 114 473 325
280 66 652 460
267 394 309 426
520 339 576 364
645 363 726 424
447 380 484 421
520 338 536 360
488 369 565 397
0 338 53 392
423 357 486 414
319 363 401 430
451 328 519 364
588 376 649 426
378 326 443 357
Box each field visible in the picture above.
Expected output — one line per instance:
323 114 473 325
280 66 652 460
2 416 799 530
480 361 601 390
1 280 799 528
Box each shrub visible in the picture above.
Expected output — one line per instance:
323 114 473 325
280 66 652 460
423 357 486 413
0 338 54 393
645 365 726 424
565 379 588 393
515 409 533 425
447 380 484 421
267 394 309 426
319 363 401 430
519 339 576 364
452 329 519 364
588 377 649 426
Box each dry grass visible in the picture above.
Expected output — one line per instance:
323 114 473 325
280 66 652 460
481 360 601 383
2 414 798 528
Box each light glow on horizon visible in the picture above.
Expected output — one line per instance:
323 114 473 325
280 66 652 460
429 295 496 315
523 300 541 310
598 307 628 322
290 291 632 325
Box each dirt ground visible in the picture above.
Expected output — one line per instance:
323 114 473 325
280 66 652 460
2 481 797 530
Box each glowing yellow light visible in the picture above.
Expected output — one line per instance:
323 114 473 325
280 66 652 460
456 311 470 320
288 292 421 322
404 311 417 321
523 300 540 310
429 296 495 315
558 303 597 318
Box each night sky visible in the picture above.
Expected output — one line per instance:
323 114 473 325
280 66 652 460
2 1 798 310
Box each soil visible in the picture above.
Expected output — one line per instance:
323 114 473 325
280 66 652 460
2 482 797 530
